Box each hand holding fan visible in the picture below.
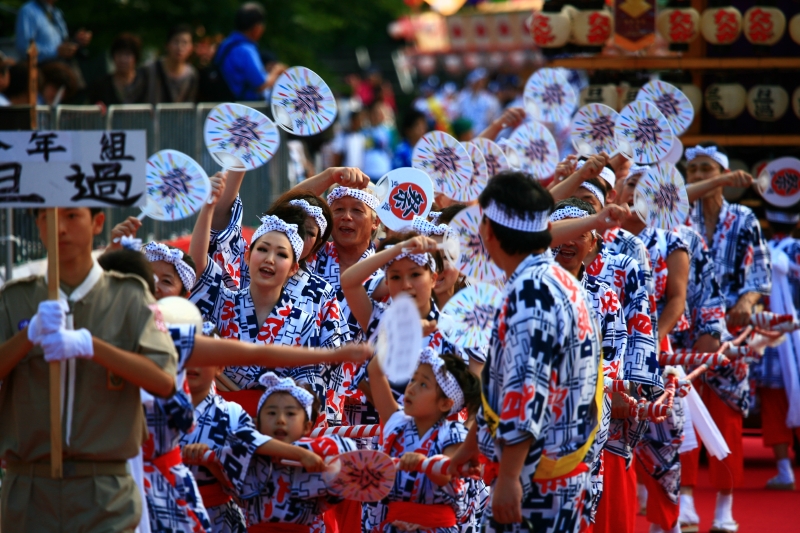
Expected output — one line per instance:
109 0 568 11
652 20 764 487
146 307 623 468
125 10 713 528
440 283 504 349
632 162 689 230
374 293 423 384
412 131 473 199
271 66 337 136
401 229 460 264
450 205 505 283
615 101 674 164
204 103 280 170
755 157 800 207
373 168 434 232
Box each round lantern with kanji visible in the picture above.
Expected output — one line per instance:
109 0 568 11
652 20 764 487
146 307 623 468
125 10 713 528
580 84 618 108
530 10 571 48
743 6 786 46
657 7 701 44
746 85 789 122
700 7 742 45
704 83 747 119
572 9 613 46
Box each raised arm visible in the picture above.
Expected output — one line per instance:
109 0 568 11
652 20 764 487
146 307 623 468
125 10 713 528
658 250 689 343
549 153 608 202
189 336 371 368
290 167 371 196
549 204 630 247
211 169 244 231
92 338 176 398
189 172 228 276
476 107 525 141
366 356 400 424
685 170 752 204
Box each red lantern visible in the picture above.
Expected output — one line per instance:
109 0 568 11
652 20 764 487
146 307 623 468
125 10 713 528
657 8 700 44
743 6 786 45
530 11 571 48
701 7 742 45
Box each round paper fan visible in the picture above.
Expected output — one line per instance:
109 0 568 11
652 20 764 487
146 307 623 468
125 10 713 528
615 100 674 165
145 150 210 221
440 283 504 349
204 103 280 170
450 205 505 283
412 131 473 198
570 103 620 156
505 121 559 179
637 80 694 137
271 66 337 136
633 162 689 230
472 137 510 178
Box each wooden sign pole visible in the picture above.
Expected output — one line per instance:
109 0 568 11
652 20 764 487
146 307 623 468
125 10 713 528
27 39 63 479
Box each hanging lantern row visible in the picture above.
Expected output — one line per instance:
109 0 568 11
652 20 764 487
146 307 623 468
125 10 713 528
411 49 536 76
532 5 800 48
580 82 800 123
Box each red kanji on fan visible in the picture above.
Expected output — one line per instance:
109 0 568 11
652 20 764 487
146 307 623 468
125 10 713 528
587 12 612 44
747 8 774 43
668 10 695 42
715 10 739 43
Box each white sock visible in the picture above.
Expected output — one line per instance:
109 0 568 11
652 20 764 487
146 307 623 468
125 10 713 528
777 458 795 481
714 492 734 525
679 494 698 523
648 524 664 533
638 483 648 508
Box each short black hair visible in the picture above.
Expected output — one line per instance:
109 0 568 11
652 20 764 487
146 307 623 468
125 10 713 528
235 2 266 32
435 203 467 225
167 24 193 43
39 61 79 102
478 171 554 255
400 108 426 137
111 32 142 64
440 353 481 416
98 249 156 296
555 197 596 216
4 63 29 98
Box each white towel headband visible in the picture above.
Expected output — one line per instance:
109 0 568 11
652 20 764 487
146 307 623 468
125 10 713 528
250 215 305 262
289 199 328 235
143 242 196 291
257 372 315 420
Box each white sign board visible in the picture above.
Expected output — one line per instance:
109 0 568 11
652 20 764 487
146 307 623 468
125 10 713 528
0 130 146 208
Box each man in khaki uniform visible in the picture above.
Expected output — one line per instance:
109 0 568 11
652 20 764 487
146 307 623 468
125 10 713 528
0 207 178 533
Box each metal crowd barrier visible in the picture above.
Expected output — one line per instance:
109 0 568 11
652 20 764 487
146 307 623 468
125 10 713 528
0 102 292 280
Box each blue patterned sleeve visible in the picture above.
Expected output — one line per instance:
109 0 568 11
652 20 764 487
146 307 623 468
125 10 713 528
740 211 772 298
188 259 235 324
208 195 249 290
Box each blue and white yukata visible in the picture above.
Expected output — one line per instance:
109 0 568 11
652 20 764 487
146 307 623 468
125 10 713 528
239 435 357 530
580 273 627 520
143 324 212 533
603 227 654 298
364 411 470 533
180 390 271 533
477 253 602 533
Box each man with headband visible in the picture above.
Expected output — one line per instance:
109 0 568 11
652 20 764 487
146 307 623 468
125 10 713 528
681 143 772 533
449 171 602 533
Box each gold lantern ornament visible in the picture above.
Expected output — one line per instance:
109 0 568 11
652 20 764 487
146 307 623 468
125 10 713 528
530 10 572 48
746 85 789 122
789 13 800 45
743 6 786 46
579 84 618 108
676 83 703 116
793 86 800 119
573 9 614 46
701 6 742 45
657 7 701 44
704 83 747 119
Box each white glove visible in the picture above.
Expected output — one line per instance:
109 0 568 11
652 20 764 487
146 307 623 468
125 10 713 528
27 300 68 345
41 328 94 362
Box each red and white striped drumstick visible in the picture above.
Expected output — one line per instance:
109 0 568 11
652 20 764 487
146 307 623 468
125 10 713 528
660 351 730 368
309 425 381 438
751 312 800 333
604 378 631 393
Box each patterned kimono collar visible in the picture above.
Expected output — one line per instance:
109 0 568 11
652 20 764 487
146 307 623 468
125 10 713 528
426 299 440 322
194 390 216 418
244 287 295 319
691 198 730 242
507 252 551 287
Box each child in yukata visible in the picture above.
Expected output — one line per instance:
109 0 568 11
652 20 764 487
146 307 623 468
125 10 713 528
365 348 484 533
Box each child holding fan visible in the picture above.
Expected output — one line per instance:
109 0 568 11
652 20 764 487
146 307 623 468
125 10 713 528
366 348 482 532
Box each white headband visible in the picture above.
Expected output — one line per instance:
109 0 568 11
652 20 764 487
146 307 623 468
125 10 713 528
384 244 437 272
412 216 455 240
327 186 379 212
550 205 590 222
627 164 651 181
576 160 616 187
578 182 605 207
429 211 442 224
143 242 196 291
289 199 328 236
483 200 549 233
256 372 315 420
418 348 464 415
766 209 800 224
120 235 143 251
250 215 305 262
684 145 729 170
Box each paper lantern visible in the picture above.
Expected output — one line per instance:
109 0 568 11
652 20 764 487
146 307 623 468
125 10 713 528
743 7 786 45
676 83 703 116
572 9 614 46
508 49 526 68
462 52 482 70
793 86 800 119
704 83 747 119
443 54 462 75
746 85 789 122
579 84 618 108
617 85 640 111
790 13 800 45
657 8 701 44
530 11 572 48
701 7 742 45
416 54 437 76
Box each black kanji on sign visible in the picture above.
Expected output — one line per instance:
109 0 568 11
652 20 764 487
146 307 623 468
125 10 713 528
391 185 424 218
100 132 134 161
0 163 45 203
67 163 142 206
26 132 66 162
0 140 11 151
226 117 260 150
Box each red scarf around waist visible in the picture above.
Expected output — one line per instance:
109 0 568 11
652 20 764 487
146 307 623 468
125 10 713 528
198 482 232 508
145 446 182 487
218 389 263 419
248 523 310 533
384 502 457 528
